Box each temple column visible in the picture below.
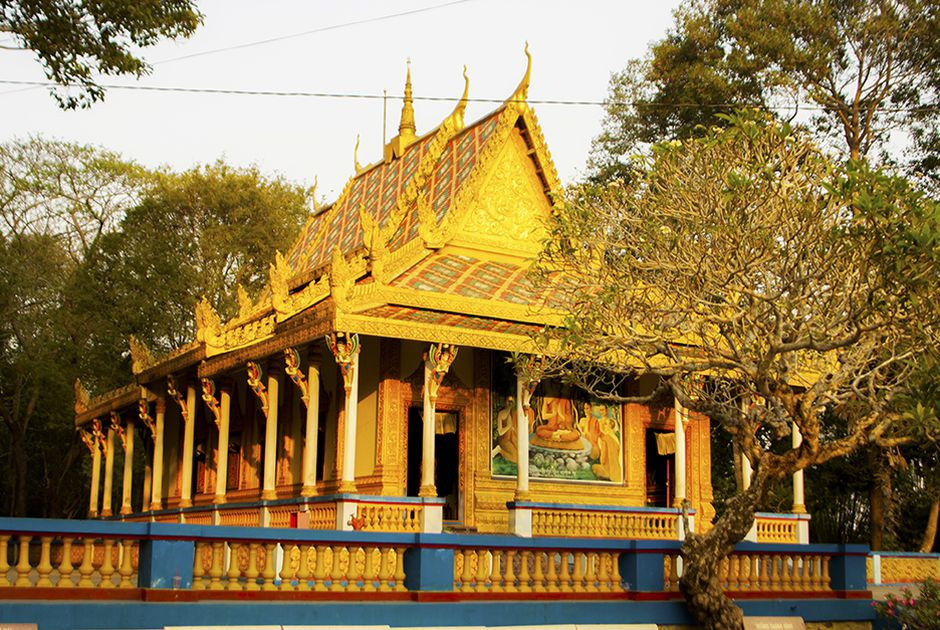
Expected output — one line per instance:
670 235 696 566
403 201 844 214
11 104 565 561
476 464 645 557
301 355 320 496
214 387 231 504
179 384 197 508
150 397 165 511
673 398 687 505
327 334 361 530
418 344 456 533
262 367 280 501
740 399 758 542
510 356 541 538
142 451 152 512
120 422 136 515
101 426 116 517
87 432 102 518
792 421 810 543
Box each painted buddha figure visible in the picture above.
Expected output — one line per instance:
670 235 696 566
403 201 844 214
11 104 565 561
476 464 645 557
532 396 582 450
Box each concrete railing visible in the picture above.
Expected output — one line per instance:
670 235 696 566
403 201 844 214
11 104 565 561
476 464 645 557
867 550 940 585
512 501 693 540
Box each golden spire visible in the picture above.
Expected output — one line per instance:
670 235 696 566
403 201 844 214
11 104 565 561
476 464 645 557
384 59 419 162
399 59 417 142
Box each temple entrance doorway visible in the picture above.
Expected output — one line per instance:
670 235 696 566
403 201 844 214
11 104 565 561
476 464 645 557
406 407 460 521
645 429 674 507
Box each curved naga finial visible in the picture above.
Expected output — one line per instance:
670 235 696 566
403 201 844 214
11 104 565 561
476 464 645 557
354 134 363 174
508 42 532 106
443 65 470 132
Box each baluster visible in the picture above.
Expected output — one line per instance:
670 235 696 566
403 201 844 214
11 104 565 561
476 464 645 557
346 547 364 592
377 547 392 593
596 552 611 592
584 552 598 592
821 556 831 591
518 550 531 593
36 536 53 587
475 549 489 591
503 549 517 592
57 537 75 588
393 547 406 592
489 550 503 592
571 551 585 593
808 555 820 591
611 552 623 590
191 542 207 590
313 546 328 592
15 535 32 586
558 551 572 592
275 544 293 592
244 543 260 591
260 543 277 591
758 554 770 591
785 554 797 591
0 535 10 587
329 545 345 591
545 551 559 592
362 547 377 592
738 554 750 591
118 540 134 588
99 539 115 588
78 539 95 587
531 551 545 592
460 549 474 592
798 554 809 592
207 541 225 591
668 555 680 591
296 544 311 592
226 543 243 590
730 555 741 590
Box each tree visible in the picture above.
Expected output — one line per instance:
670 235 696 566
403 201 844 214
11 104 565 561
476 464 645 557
535 114 939 628
68 162 310 390
589 0 940 180
1 0 201 108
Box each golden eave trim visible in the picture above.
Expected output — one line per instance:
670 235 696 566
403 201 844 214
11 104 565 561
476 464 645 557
75 384 139 427
335 311 538 354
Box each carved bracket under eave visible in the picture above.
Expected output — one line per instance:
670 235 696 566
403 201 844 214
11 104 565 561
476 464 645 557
246 361 269 418
138 399 156 439
200 377 222 430
284 347 309 408
110 411 127 452
166 374 189 424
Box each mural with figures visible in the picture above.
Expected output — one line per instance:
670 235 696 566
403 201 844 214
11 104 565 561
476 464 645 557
491 360 623 483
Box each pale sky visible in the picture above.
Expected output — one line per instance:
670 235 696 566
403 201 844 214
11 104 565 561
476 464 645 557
0 0 682 200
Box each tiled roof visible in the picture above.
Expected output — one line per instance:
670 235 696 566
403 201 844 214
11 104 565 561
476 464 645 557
393 252 540 305
285 109 503 280
357 305 539 337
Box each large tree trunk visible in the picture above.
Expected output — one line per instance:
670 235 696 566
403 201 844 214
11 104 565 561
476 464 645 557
679 473 768 630
920 499 939 553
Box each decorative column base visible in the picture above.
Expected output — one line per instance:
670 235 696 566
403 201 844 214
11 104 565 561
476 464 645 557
260 490 277 501
337 481 358 494
508 501 533 538
419 500 443 534
418 484 437 498
148 502 162 512
178 499 192 509
100 509 113 518
300 485 317 497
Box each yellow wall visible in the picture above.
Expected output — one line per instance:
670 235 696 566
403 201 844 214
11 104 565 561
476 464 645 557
355 337 379 478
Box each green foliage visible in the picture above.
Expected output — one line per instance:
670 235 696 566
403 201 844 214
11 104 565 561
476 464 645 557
1 0 202 108
589 0 940 182
874 579 940 629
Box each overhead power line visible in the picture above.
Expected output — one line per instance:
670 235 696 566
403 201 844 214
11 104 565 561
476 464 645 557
2 79 939 114
154 0 477 65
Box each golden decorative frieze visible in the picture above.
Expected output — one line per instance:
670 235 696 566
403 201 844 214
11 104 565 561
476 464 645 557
73 379 90 414
128 336 156 375
78 427 97 456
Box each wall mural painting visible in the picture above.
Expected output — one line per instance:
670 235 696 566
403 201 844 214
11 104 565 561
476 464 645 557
491 367 624 484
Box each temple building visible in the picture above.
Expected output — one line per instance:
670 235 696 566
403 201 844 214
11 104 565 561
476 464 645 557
73 51 806 543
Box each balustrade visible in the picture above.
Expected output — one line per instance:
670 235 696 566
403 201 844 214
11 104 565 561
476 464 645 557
529 505 683 539
0 533 138 588
663 550 831 593
355 502 422 532
452 547 622 594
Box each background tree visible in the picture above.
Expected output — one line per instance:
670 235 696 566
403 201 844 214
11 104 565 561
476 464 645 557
535 115 939 628
1 0 202 108
589 0 939 180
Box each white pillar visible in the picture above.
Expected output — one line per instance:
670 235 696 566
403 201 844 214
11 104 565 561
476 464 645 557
792 422 805 513
120 423 135 515
419 367 437 498
301 359 320 496
214 387 231 504
741 445 758 542
673 397 687 507
150 399 165 511
262 369 279 501
142 450 152 512
101 428 116 517
179 384 197 508
338 350 360 494
88 442 101 518
515 376 530 500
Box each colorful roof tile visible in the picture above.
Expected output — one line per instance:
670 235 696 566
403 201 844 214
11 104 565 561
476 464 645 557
393 252 540 305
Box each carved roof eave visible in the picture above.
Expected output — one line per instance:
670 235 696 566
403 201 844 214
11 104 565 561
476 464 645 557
75 383 139 427
136 341 205 384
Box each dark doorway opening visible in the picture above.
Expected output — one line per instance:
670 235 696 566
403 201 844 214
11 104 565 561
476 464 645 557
645 429 674 507
407 407 460 521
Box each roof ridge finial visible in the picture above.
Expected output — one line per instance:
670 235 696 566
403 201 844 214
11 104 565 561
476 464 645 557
354 134 363 173
508 42 532 106
399 58 416 140
443 65 470 132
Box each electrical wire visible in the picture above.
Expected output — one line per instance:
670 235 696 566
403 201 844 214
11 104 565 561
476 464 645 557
1 79 938 114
